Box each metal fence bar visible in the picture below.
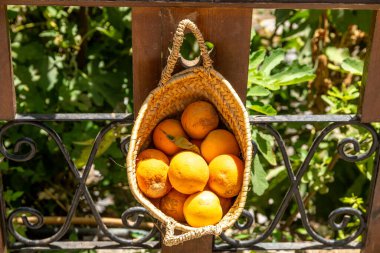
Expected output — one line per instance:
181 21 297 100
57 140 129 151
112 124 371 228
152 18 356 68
8 241 362 251
0 5 16 120
1 0 380 9
0 174 7 252
362 146 380 253
360 10 380 123
13 113 134 122
0 114 378 251
11 113 358 123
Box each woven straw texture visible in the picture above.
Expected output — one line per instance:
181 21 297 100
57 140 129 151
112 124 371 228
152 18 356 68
127 19 252 246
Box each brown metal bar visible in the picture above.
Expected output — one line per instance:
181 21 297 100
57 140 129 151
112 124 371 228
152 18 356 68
162 235 213 253
0 174 7 253
132 7 163 115
1 0 380 9
0 229 5 253
360 10 380 122
0 5 16 120
8 241 362 251
362 146 380 253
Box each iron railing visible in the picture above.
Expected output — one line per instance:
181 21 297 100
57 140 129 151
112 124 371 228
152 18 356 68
0 114 378 251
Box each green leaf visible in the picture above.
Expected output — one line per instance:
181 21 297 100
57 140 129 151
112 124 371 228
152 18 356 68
341 57 364 76
269 64 316 86
11 191 24 201
266 165 286 180
260 49 285 76
325 47 350 65
233 233 251 240
249 102 277 116
247 86 271 97
275 9 294 25
75 130 117 168
251 156 269 196
296 228 308 236
249 73 280 91
4 190 24 203
321 95 336 107
39 30 59 37
249 51 315 89
46 66 59 91
205 41 214 50
162 130 200 154
72 139 95 146
250 49 266 69
328 10 372 33
173 136 200 154
253 130 277 166
356 156 374 180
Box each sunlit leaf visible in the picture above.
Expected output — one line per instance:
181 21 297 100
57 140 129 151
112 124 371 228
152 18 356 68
250 49 266 69
341 57 364 76
249 102 277 116
162 130 200 154
251 156 269 196
75 130 117 168
325 47 350 65
247 86 271 97
260 49 285 76
253 130 277 166
270 64 315 86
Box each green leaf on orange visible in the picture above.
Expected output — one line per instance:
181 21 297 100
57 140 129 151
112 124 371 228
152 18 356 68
161 129 200 154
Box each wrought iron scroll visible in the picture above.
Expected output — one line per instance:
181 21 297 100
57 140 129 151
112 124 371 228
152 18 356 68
216 121 378 250
0 116 378 250
0 119 159 249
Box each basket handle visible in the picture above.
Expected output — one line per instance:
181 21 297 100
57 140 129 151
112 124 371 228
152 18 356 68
159 19 213 86
162 218 222 246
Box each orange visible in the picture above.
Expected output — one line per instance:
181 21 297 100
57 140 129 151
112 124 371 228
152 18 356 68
136 159 172 198
137 149 169 165
208 154 244 198
148 197 161 208
203 185 232 215
201 129 240 163
168 151 209 194
190 139 203 151
181 101 219 139
153 119 187 156
160 189 188 222
219 197 232 215
183 191 223 227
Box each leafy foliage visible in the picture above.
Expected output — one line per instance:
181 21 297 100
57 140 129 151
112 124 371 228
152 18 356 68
246 9 377 243
1 7 378 245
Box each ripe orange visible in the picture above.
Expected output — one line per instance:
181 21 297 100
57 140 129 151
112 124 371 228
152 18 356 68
183 191 223 227
219 197 232 215
160 189 188 222
208 154 244 198
149 197 161 208
153 119 187 156
136 159 172 198
168 151 209 194
137 149 169 165
190 139 203 151
181 101 219 139
201 129 240 163
203 185 232 215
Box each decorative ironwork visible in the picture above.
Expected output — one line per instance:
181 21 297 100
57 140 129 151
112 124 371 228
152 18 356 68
216 121 377 250
0 114 378 251
0 119 159 249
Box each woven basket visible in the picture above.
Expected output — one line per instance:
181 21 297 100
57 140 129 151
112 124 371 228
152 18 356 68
127 19 252 246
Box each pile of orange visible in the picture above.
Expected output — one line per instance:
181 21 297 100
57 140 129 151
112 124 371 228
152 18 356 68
135 101 244 227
